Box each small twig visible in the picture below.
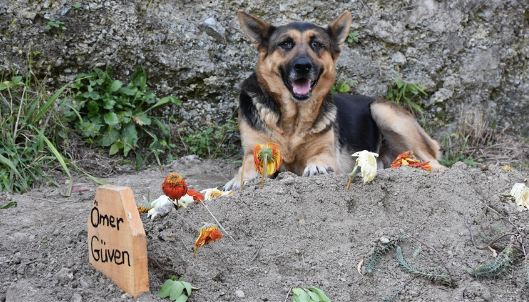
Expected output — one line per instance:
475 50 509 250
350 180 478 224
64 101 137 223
251 243 263 261
200 201 236 243
261 154 267 188
239 156 245 191
409 236 454 287
148 256 181 276
465 217 517 250
284 288 292 302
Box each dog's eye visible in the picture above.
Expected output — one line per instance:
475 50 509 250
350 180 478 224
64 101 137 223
279 41 293 49
311 41 323 48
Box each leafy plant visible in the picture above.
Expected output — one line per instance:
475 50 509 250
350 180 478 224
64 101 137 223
177 120 239 158
158 276 196 301
0 201 17 209
72 3 83 12
386 77 426 114
292 287 331 302
396 246 451 285
365 235 409 274
347 31 359 43
45 17 66 33
0 61 107 194
330 79 357 94
439 132 480 168
65 66 181 158
468 245 514 279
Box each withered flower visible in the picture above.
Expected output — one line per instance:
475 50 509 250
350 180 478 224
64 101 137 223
391 151 432 171
193 222 224 257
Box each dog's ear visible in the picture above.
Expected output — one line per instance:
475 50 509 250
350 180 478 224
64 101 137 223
238 10 273 50
328 11 352 52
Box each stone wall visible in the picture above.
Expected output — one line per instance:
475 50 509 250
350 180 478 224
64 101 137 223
1 0 528 138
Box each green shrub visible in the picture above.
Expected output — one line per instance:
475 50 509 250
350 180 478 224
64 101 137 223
331 79 357 94
45 17 66 33
177 119 240 158
386 77 426 114
0 61 106 194
64 67 181 158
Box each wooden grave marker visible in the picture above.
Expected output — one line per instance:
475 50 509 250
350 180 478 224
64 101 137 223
87 185 149 299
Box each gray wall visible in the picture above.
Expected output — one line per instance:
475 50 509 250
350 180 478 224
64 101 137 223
1 0 528 138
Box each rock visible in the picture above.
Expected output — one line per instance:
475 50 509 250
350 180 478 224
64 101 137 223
55 267 74 284
391 52 406 66
379 236 390 244
199 17 226 43
235 289 245 298
71 293 82 302
1 0 528 137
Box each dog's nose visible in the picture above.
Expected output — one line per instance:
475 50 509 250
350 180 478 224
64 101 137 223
293 58 312 74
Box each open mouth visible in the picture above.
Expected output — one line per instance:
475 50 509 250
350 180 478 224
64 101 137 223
282 71 321 102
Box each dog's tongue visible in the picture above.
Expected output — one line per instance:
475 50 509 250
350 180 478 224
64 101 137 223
292 79 311 95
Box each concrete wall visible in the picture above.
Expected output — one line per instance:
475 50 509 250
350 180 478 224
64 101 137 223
1 0 528 138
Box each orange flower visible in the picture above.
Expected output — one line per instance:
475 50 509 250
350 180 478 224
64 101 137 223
254 142 283 175
391 151 432 171
162 173 188 201
187 189 204 203
193 223 224 257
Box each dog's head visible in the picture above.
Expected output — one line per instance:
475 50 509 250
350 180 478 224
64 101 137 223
238 10 351 103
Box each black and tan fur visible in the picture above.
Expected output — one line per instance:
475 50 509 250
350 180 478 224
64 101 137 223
224 11 444 190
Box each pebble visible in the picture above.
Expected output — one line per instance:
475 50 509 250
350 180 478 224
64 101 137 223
235 289 245 298
71 293 82 302
380 236 390 244
55 267 74 283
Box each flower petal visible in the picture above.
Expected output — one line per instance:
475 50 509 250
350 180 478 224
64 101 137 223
352 150 379 183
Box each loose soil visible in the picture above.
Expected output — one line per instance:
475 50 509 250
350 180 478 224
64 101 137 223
1 157 529 302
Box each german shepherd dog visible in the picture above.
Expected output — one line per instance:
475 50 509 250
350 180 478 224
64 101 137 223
224 10 444 190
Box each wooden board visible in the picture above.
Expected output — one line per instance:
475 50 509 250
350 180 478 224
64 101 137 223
87 185 149 299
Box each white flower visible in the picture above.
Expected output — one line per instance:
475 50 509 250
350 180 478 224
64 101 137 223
200 188 234 200
510 183 529 209
352 150 379 183
147 195 174 219
177 194 195 208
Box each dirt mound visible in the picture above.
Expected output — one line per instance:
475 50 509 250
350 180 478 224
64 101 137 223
1 159 529 302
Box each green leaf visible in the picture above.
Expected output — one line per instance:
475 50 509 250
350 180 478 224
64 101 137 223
97 127 120 147
131 67 147 89
297 290 310 302
63 158 109 185
293 296 301 302
174 295 188 302
0 201 17 209
109 142 122 156
307 287 331 302
108 80 123 93
135 153 143 170
120 87 137 96
182 281 192 297
169 282 185 301
104 112 119 125
0 154 27 191
33 82 69 124
87 100 99 114
40 133 72 197
131 112 151 126
395 77 404 88
159 280 174 298
146 96 181 112
307 291 321 302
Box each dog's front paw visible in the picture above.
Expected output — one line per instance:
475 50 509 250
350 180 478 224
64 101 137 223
302 165 334 177
224 177 241 191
